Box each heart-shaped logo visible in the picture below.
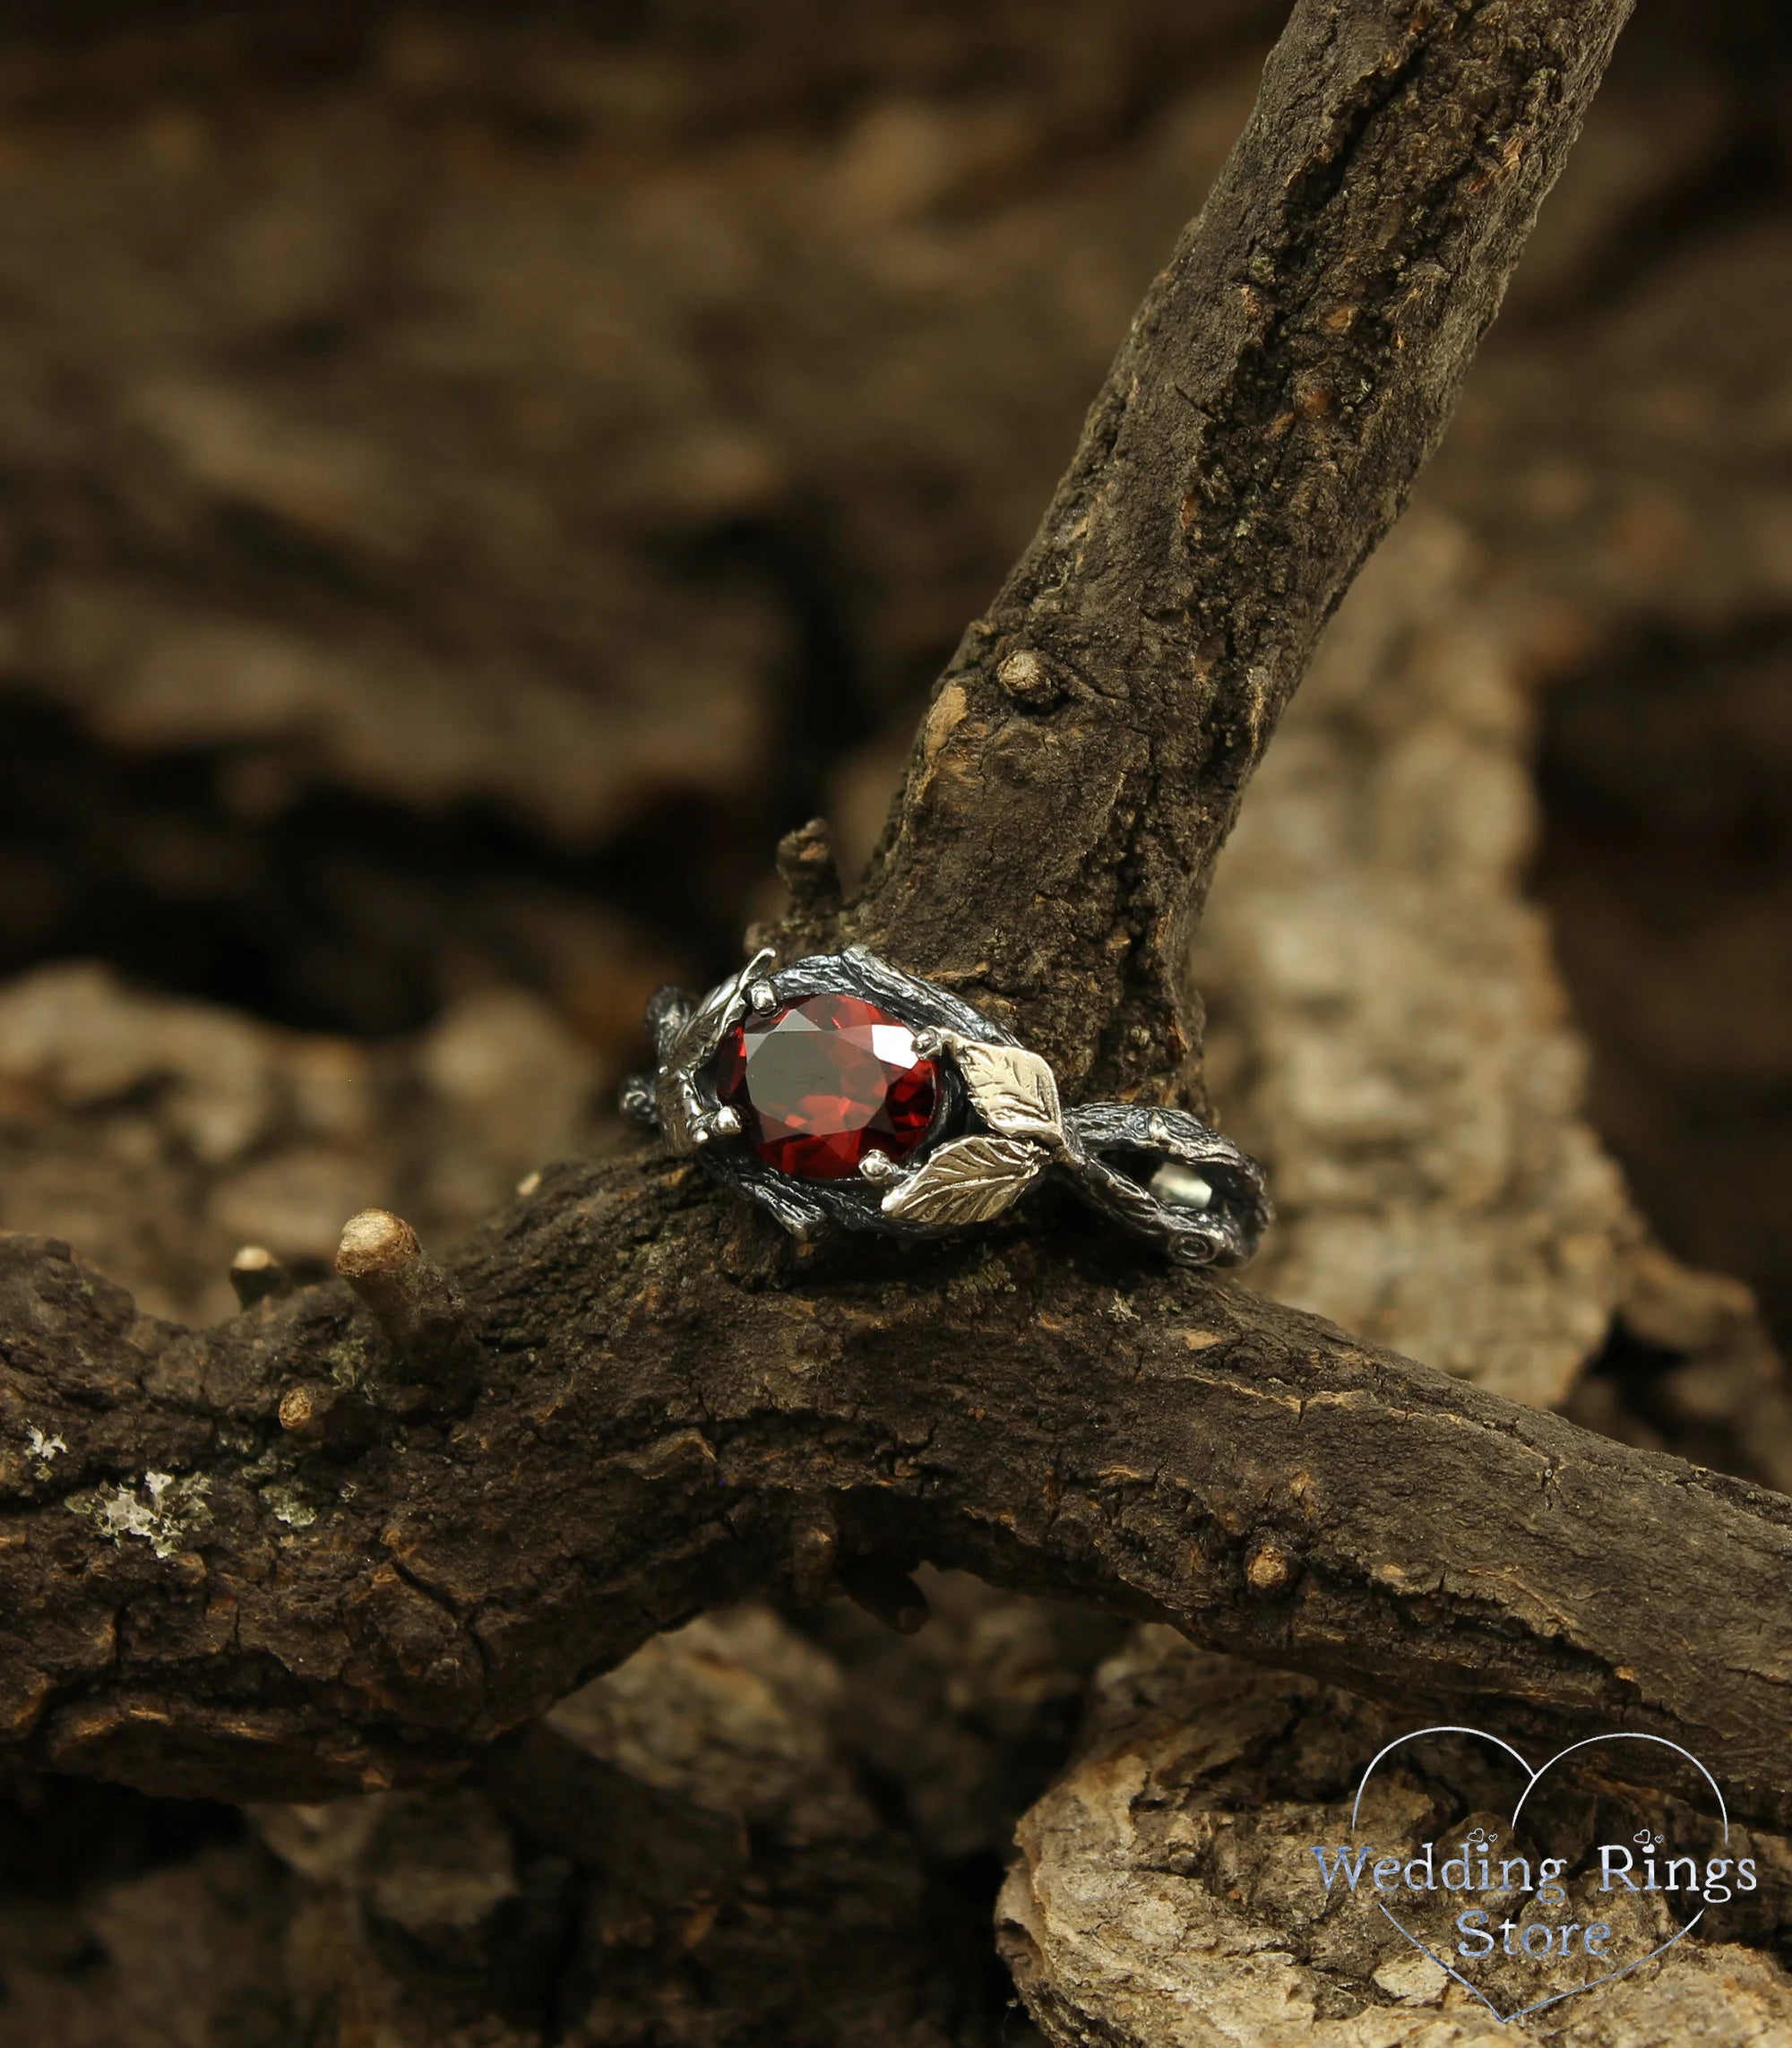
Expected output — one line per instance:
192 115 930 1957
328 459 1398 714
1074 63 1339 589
1331 1726 1734 2025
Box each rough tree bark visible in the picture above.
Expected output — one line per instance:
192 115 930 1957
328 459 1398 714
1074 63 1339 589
839 0 1634 1103
18 0 1785 1864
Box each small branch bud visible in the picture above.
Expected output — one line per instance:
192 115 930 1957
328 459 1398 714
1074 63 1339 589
995 643 1069 710
1245 1542 1291 1596
278 1381 376 1452
278 1385 320 1434
229 1244 294 1310
774 817 842 912
335 1209 474 1393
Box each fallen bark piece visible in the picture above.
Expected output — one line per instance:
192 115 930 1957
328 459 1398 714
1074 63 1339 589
1194 511 1634 1407
999 1629 1792 2047
1564 1242 1792 1496
801 1567 1130 1867
245 1605 957 2048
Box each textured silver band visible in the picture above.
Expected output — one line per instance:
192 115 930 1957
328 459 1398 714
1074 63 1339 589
621 945 1271 1268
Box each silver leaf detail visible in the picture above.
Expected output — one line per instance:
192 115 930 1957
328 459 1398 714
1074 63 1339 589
678 945 773 1064
879 1134 1047 1227
955 1041 1064 1143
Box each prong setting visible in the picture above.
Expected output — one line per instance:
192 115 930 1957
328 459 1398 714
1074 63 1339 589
749 979 778 1013
858 1149 900 1184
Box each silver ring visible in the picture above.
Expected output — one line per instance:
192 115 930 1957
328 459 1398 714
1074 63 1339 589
621 945 1270 1267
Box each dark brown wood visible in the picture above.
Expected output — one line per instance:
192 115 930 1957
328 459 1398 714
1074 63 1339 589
11 0 1751 1844
5 1183 1791 1833
839 0 1635 1101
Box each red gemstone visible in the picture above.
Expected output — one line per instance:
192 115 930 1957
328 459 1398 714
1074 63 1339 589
714 991 939 1179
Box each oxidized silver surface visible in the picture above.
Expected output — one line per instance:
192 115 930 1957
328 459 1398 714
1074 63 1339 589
620 945 1271 1267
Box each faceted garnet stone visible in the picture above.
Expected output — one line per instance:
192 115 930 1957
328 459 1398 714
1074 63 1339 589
714 991 938 1179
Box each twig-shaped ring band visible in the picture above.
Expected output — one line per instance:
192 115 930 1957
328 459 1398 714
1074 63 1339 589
621 946 1270 1266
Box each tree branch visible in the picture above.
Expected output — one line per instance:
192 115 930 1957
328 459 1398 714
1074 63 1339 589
17 0 1766 1848
5 1185 1791 1832
838 0 1633 1099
